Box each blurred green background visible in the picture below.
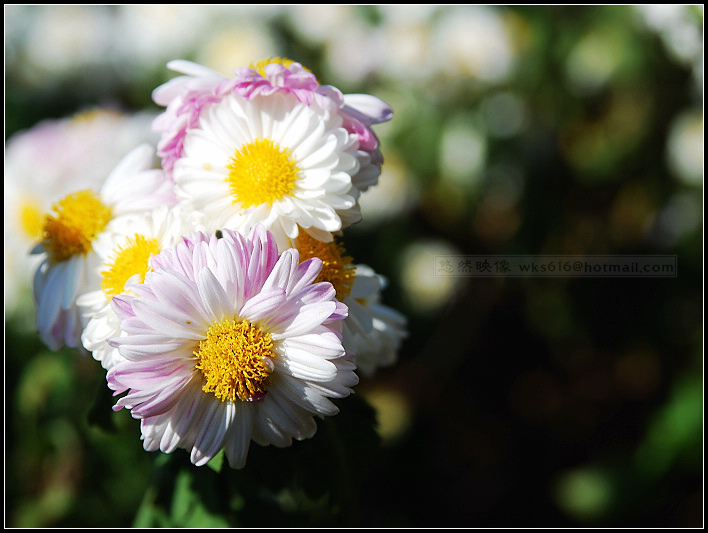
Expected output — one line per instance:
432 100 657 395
4 5 703 527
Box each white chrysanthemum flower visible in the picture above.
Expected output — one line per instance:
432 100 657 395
32 144 176 352
291 232 407 376
173 91 360 249
3 108 159 318
152 57 393 247
107 226 357 469
344 265 407 376
77 206 190 370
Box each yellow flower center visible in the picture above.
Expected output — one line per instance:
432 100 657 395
41 190 113 264
296 232 356 300
69 108 120 124
249 57 310 77
101 234 161 299
19 198 44 241
225 138 299 208
195 319 276 402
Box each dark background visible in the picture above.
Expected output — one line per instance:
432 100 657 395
5 5 703 527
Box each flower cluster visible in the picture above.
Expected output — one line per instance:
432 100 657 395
30 58 406 469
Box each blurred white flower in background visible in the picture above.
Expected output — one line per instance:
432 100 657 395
439 116 488 189
635 5 703 91
433 5 516 84
649 192 702 248
114 5 282 77
193 22 279 78
565 25 628 96
666 108 703 188
5 5 284 88
4 109 159 322
361 386 413 445
113 5 213 69
285 5 385 85
285 5 356 48
647 105 704 246
320 15 384 86
377 5 439 82
6 5 115 86
400 240 464 315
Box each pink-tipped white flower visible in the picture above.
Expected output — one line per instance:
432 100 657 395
172 89 360 249
106 226 357 469
151 60 226 179
151 58 392 227
32 144 176 352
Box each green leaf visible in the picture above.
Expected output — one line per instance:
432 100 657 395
217 394 381 527
206 449 224 473
132 452 236 527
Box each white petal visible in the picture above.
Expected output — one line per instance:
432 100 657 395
261 249 297 292
274 349 337 382
266 387 317 440
276 374 339 416
132 298 204 341
224 404 253 469
191 399 231 466
279 330 345 359
270 301 337 340
196 267 231 322
253 401 293 448
239 288 287 324
343 94 393 123
36 260 68 332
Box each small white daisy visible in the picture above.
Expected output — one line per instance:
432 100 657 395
32 144 176 352
106 226 357 469
343 265 408 376
173 90 361 249
77 206 190 370
291 232 407 376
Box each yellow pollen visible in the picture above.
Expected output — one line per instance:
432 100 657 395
19 199 44 241
195 319 276 402
296 232 356 300
69 108 120 125
41 190 113 264
225 138 299 208
101 234 161 299
249 57 310 77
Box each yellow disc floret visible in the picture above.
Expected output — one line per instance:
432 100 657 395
101 234 161 299
226 138 299 208
195 319 276 402
296 232 356 301
69 108 121 124
19 198 44 241
249 57 311 76
41 190 113 264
